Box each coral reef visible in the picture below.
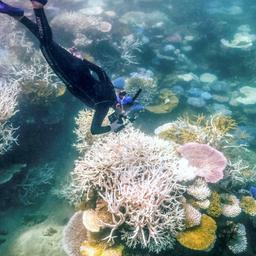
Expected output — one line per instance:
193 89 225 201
178 143 227 183
66 127 186 252
206 192 222 218
177 214 217 251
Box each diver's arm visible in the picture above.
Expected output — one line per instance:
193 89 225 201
90 102 111 135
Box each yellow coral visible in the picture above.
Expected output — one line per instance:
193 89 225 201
80 241 106 256
101 245 124 256
177 214 217 251
208 115 237 134
206 192 222 218
240 196 256 216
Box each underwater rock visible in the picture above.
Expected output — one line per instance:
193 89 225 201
178 143 227 183
146 88 179 114
187 97 206 108
210 81 228 92
0 163 26 185
177 214 217 251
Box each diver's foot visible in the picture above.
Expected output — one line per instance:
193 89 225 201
31 0 47 9
0 1 24 16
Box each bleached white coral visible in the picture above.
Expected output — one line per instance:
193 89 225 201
0 122 18 155
227 223 247 254
194 199 210 210
174 158 197 182
221 194 241 218
67 127 186 252
0 79 20 121
187 178 211 201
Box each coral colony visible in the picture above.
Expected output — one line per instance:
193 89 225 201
59 113 256 255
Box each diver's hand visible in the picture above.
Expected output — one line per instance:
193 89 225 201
110 120 125 133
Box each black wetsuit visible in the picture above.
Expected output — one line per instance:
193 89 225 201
18 8 116 134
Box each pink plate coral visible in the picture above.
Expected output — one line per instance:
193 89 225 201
178 143 227 183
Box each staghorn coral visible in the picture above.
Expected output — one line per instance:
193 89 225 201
227 223 247 254
66 127 186 252
178 143 227 183
221 194 241 218
155 113 237 148
187 178 211 201
224 160 256 189
206 192 222 218
119 34 142 65
177 214 217 251
0 79 20 121
0 122 19 155
184 203 202 228
73 110 107 153
240 196 256 216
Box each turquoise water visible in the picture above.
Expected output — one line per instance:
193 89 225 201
0 0 256 255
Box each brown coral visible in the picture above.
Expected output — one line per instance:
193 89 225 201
206 192 222 218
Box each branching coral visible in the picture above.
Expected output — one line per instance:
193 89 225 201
187 178 211 201
240 196 256 216
206 192 222 218
73 110 107 153
155 113 237 148
177 214 217 251
223 160 256 189
66 127 186 252
0 122 19 155
119 34 142 65
0 79 20 121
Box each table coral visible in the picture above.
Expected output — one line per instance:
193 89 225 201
177 214 217 251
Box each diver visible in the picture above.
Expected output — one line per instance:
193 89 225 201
0 0 132 134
